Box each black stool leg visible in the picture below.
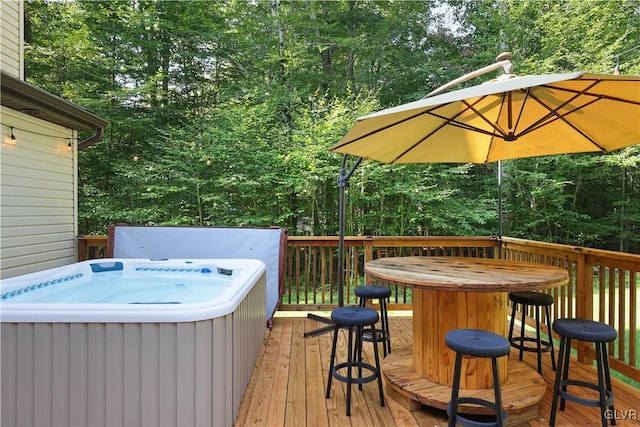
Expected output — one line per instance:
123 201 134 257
356 325 364 391
508 302 516 336
370 319 385 407
346 325 354 416
597 341 615 426
518 303 527 361
380 297 391 356
602 342 615 426
508 301 517 350
326 325 339 399
550 335 568 426
559 337 572 411
545 305 556 370
356 297 369 362
448 352 463 427
492 356 506 427
534 305 543 375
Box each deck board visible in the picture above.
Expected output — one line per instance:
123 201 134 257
236 314 640 427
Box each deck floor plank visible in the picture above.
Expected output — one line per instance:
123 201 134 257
266 317 294 427
237 318 285 426
284 319 308 427
302 319 330 427
236 315 640 427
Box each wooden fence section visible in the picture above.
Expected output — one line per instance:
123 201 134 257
501 237 639 383
284 235 500 309
76 234 639 384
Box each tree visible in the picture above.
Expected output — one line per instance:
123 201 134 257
24 0 640 253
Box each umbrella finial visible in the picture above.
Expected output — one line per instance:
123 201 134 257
495 52 513 75
495 52 512 62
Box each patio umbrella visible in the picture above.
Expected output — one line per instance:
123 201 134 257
333 68 638 301
330 72 640 163
305 59 640 335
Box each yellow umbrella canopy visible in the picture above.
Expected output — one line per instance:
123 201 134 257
331 72 640 164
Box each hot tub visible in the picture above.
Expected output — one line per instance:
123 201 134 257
1 258 267 427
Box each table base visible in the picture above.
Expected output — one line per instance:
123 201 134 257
382 350 545 425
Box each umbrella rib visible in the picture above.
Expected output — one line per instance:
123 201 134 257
461 98 511 137
424 110 503 136
526 95 605 149
511 83 597 139
331 109 433 150
530 81 640 137
388 119 449 164
548 78 640 106
510 79 638 147
390 97 505 163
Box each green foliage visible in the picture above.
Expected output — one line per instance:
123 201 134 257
25 0 640 253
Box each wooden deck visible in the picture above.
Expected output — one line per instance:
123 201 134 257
236 314 640 427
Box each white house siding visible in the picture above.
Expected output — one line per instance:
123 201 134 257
1 107 78 279
0 0 23 78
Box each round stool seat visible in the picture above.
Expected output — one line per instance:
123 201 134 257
446 329 511 358
553 318 617 343
509 291 554 306
355 285 392 299
331 306 379 327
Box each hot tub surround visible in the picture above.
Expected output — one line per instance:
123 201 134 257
1 258 267 427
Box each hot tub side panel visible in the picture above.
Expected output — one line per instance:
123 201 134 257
232 271 267 423
0 271 267 427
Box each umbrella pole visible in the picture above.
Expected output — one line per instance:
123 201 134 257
304 154 362 338
498 160 503 258
337 155 363 307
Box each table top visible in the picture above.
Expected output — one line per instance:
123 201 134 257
365 256 569 291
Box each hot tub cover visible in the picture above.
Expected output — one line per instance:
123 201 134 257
107 225 286 322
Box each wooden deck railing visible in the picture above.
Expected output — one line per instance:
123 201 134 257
76 234 639 384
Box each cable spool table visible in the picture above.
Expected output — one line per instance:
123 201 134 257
365 256 569 424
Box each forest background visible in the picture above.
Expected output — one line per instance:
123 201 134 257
24 0 640 253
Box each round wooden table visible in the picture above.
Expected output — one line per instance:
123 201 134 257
365 256 569 418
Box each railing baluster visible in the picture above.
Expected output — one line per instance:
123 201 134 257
630 272 637 367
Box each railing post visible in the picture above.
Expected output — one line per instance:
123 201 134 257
364 236 374 285
76 235 87 262
575 251 595 364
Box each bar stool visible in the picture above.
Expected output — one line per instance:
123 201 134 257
550 318 617 427
508 291 556 375
446 328 510 427
325 306 385 416
355 285 392 356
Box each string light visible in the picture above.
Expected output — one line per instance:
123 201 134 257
2 123 76 144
